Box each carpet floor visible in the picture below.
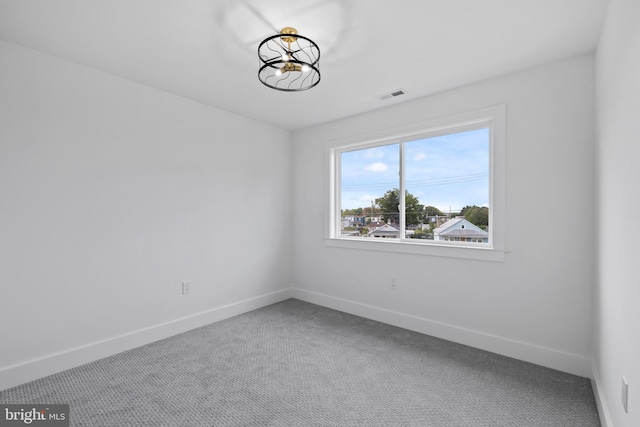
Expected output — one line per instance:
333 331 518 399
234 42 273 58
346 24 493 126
0 299 600 426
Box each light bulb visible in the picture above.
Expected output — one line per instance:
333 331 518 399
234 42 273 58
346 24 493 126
301 64 310 73
275 68 283 76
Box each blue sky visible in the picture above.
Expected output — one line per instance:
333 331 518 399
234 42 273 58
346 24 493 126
340 128 489 213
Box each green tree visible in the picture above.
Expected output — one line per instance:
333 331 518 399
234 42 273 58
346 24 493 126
341 207 363 217
460 205 489 229
422 205 445 223
376 189 423 226
411 228 432 240
423 206 445 216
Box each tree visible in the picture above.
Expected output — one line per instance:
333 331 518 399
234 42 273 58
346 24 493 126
411 228 432 240
460 205 489 229
341 207 363 216
375 189 424 226
423 206 445 216
422 205 445 223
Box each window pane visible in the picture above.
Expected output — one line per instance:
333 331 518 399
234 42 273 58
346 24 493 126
340 144 399 238
404 128 489 243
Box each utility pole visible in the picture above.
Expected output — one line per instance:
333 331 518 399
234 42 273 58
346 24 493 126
371 200 374 224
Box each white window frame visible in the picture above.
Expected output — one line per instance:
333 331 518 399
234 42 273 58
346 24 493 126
325 105 506 262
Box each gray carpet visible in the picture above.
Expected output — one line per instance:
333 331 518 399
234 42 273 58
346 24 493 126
0 299 600 426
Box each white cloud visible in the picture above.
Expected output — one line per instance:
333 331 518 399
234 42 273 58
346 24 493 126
363 150 384 159
414 152 427 161
365 162 388 172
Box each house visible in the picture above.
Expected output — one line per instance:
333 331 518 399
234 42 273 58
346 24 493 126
350 215 367 228
433 218 489 243
367 220 387 232
0 1 637 425
367 222 417 239
423 215 452 229
367 223 399 238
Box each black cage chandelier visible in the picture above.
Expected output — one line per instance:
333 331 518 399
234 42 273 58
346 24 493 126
258 27 320 92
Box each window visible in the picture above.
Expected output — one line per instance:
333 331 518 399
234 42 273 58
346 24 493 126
326 105 505 261
338 127 489 242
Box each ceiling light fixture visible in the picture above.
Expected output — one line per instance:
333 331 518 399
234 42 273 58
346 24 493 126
258 27 320 92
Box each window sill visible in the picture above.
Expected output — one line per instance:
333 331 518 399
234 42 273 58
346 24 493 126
324 237 506 262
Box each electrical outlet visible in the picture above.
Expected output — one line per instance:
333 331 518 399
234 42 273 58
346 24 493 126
182 281 191 295
389 279 398 290
622 377 629 413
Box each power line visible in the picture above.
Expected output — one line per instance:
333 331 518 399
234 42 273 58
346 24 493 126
341 173 488 192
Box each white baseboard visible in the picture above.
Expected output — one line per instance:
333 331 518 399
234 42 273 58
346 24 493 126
292 288 593 378
0 288 293 391
591 360 613 427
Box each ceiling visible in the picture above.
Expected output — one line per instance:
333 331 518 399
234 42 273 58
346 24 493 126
0 0 610 131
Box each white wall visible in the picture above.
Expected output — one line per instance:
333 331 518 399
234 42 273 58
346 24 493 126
0 41 292 389
594 0 640 425
292 54 596 377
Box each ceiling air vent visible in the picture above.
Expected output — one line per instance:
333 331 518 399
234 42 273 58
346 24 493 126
377 89 407 101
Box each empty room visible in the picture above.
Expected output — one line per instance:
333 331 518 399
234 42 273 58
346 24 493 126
0 0 638 426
